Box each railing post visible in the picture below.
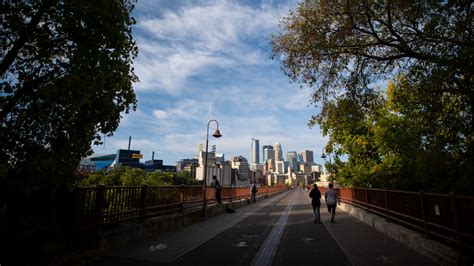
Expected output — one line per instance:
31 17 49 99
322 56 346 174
140 185 148 221
95 185 106 228
202 186 207 217
351 188 355 205
419 192 428 237
384 189 390 221
449 192 462 250
179 186 184 213
72 188 81 232
365 188 369 211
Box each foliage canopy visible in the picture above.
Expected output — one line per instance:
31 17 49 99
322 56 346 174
0 0 138 196
77 168 200 187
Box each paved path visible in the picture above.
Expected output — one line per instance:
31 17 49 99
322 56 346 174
92 188 435 266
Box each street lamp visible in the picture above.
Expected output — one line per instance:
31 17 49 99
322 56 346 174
321 148 332 182
203 119 222 216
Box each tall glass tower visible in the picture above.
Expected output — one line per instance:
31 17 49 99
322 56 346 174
262 145 273 163
250 138 260 166
286 151 298 171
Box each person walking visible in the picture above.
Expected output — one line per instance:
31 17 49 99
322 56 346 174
213 175 222 206
324 183 340 223
309 184 321 223
251 183 258 203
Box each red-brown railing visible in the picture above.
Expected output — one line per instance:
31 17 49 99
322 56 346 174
75 185 288 231
318 186 474 252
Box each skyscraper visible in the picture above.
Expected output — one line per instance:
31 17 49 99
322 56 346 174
262 145 273 162
286 151 297 171
297 153 303 163
274 143 283 162
231 156 250 181
301 150 314 163
264 149 276 171
250 138 260 166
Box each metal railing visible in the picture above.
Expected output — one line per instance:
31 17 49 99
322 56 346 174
74 185 288 231
318 187 474 253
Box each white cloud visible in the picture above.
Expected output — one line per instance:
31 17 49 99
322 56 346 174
133 1 291 92
153 109 168 119
93 1 329 165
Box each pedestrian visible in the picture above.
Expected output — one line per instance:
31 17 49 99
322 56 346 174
251 183 258 203
324 183 340 223
309 184 321 223
213 175 222 206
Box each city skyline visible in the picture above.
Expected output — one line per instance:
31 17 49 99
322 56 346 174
91 0 328 165
93 137 327 167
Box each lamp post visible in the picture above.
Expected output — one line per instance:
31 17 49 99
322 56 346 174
321 148 332 183
202 119 222 216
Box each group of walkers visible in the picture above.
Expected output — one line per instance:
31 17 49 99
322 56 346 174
309 183 340 223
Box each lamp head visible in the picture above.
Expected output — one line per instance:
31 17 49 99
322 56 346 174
321 152 326 159
212 129 222 138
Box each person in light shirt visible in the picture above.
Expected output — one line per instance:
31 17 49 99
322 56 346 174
324 183 340 223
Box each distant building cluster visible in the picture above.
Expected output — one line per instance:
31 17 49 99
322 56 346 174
78 149 176 173
78 138 328 187
254 140 326 187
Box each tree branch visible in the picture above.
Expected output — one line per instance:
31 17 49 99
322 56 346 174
0 67 62 122
0 0 53 78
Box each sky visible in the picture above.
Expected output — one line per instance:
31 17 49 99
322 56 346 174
92 0 329 165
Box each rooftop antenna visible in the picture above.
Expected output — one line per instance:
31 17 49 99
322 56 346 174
128 136 131 150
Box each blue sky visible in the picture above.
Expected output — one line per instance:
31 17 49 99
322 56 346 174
93 0 328 165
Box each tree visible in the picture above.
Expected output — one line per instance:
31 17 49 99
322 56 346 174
1 0 137 195
0 0 137 263
272 0 472 123
313 77 472 193
174 170 200 185
273 1 473 192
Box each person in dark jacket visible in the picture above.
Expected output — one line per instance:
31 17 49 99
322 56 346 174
213 175 222 206
251 183 258 203
309 184 322 223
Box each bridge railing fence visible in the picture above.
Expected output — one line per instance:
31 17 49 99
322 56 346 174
318 186 473 253
74 184 288 231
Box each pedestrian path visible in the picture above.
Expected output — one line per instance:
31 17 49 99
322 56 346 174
93 188 435 266
98 190 291 264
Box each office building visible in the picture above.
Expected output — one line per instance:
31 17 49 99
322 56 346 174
250 138 260 167
275 160 285 174
231 156 250 181
286 151 297 171
274 143 283 161
297 153 303 163
114 149 144 168
299 162 312 175
264 149 276 171
144 159 163 171
176 158 198 173
262 145 273 163
78 153 116 173
301 150 314 164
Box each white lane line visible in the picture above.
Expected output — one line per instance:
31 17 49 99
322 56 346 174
251 190 297 266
